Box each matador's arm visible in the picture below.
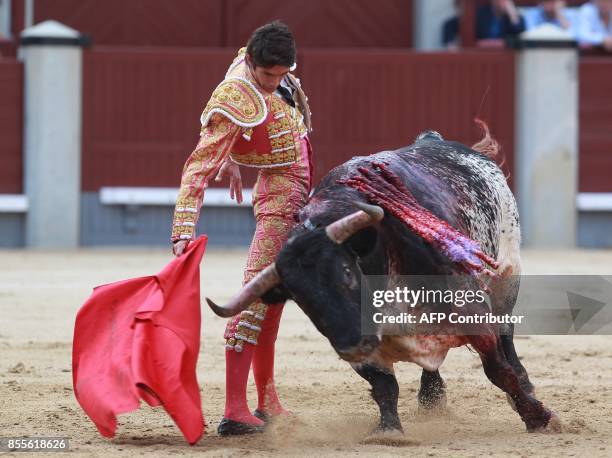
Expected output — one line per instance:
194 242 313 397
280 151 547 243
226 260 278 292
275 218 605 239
171 113 242 242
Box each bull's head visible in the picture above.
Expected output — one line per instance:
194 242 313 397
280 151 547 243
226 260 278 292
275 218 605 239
206 202 384 362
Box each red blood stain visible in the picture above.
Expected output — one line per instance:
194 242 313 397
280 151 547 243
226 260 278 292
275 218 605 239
339 161 498 290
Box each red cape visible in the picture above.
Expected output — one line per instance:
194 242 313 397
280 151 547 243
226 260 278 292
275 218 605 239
72 236 207 445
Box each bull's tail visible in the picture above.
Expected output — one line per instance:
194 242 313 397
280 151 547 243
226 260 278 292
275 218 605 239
471 118 500 160
471 118 508 178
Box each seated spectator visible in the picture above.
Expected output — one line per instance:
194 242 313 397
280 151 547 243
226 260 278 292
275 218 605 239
442 0 464 50
476 0 526 40
576 0 612 51
441 0 526 49
527 1 572 30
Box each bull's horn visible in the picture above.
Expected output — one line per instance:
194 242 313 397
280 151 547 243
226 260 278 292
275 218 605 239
325 201 384 244
205 264 281 318
354 201 385 220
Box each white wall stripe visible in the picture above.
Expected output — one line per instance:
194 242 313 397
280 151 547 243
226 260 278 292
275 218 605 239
576 193 612 211
99 187 253 207
2 192 611 212
0 195 28 213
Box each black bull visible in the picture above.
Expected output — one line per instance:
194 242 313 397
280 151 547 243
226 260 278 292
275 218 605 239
207 130 561 436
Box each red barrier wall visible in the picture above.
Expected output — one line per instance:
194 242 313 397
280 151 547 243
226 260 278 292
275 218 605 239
0 59 23 193
9 0 590 49
11 0 413 48
11 0 225 46
579 57 612 193
81 47 257 191
300 50 515 187
81 48 515 191
223 0 413 48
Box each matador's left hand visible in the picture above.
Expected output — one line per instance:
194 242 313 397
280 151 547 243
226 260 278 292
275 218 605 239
215 158 243 204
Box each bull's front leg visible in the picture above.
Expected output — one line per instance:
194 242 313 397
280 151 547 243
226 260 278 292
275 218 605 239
352 363 403 433
418 369 447 411
468 334 561 433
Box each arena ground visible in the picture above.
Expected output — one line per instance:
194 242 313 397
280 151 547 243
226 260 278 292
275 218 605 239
1 247 611 457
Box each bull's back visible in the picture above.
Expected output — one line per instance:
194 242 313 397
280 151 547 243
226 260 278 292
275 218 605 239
311 138 521 271
386 140 519 263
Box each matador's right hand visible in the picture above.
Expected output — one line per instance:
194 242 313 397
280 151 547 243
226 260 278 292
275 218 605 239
173 240 189 257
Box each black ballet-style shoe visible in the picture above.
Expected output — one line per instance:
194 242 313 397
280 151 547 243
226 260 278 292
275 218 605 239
253 409 270 423
217 417 265 436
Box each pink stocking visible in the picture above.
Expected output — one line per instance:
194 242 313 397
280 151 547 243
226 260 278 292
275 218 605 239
253 305 288 416
223 344 264 425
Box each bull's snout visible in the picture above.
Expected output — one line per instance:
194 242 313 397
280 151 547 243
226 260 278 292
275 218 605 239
336 335 380 362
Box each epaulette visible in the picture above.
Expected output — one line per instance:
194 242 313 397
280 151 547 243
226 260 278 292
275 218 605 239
200 77 267 128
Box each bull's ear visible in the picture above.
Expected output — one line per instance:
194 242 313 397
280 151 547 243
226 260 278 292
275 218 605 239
260 284 291 305
346 226 378 258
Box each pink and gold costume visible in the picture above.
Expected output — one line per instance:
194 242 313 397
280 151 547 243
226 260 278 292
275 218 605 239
171 48 313 351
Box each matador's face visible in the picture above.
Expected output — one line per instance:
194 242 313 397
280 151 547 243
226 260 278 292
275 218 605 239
246 54 290 94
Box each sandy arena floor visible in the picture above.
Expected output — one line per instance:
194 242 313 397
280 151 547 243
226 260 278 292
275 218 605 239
1 247 611 457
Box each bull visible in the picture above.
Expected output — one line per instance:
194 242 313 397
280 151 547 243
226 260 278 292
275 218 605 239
207 125 560 439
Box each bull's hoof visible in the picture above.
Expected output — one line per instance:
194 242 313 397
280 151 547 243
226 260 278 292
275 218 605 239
531 413 563 434
362 429 418 447
506 389 536 412
217 418 265 437
417 393 448 415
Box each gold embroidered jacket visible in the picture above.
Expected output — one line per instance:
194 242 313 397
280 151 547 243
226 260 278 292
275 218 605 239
171 48 312 241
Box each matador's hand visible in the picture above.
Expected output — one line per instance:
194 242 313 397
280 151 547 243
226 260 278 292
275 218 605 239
215 159 243 204
173 240 189 257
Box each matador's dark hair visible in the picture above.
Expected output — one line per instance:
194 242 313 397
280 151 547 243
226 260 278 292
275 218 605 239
246 21 296 68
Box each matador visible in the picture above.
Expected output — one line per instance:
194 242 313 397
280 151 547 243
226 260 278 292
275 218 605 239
171 22 313 436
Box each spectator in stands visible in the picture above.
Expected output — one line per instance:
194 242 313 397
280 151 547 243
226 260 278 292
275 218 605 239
577 0 612 50
442 0 464 50
477 0 526 40
442 0 526 49
528 1 572 29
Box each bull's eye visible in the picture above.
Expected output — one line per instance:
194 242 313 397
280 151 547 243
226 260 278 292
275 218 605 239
342 265 357 288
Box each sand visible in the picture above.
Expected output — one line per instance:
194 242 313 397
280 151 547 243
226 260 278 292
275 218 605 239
1 247 611 457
